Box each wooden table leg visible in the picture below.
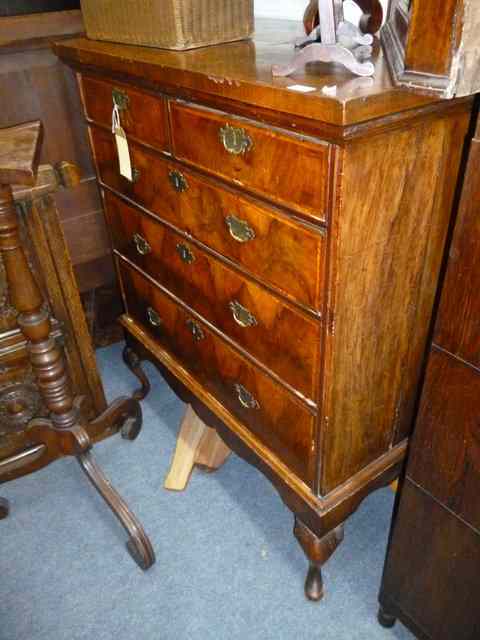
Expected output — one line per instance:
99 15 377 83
164 405 231 491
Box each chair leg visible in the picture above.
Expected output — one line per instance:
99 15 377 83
0 496 9 520
77 449 155 570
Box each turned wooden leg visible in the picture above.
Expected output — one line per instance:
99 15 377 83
294 517 344 601
377 605 397 628
0 497 9 519
164 404 231 491
123 346 151 401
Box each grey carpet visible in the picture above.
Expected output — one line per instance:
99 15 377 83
0 343 414 640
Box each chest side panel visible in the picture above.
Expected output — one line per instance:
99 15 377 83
320 111 470 494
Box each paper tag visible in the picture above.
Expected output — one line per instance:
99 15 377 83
287 84 317 93
114 125 133 182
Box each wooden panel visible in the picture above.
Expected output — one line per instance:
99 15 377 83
320 111 469 494
405 0 461 76
90 126 325 311
81 75 169 152
120 261 315 484
169 101 331 222
408 349 480 531
380 481 480 640
105 191 321 401
434 131 480 366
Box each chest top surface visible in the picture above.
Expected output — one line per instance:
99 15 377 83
54 17 455 132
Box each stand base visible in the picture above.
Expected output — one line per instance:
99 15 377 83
164 405 231 491
272 42 375 78
377 606 397 628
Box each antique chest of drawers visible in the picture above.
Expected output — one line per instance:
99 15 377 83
54 19 473 600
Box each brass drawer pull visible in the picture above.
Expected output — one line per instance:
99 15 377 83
219 124 253 155
133 233 151 256
225 215 255 243
186 319 205 342
176 243 195 264
169 170 188 192
234 383 259 410
147 307 162 328
112 88 129 110
229 301 257 328
131 167 141 183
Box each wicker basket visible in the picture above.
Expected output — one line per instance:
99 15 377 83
80 0 254 50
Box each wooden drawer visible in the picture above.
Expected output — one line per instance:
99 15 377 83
106 192 321 402
82 75 169 152
91 126 326 312
169 101 331 223
119 261 315 484
409 348 480 531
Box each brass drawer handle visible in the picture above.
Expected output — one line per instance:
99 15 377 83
229 301 257 328
147 307 162 328
133 233 151 256
169 170 188 192
219 124 253 155
186 319 205 342
112 88 129 110
176 243 195 264
131 167 141 183
225 215 255 243
234 383 259 410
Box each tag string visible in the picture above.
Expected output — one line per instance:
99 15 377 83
112 104 121 133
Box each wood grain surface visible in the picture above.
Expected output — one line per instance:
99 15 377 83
105 192 321 402
319 109 470 494
170 101 331 222
90 126 326 311
120 261 316 484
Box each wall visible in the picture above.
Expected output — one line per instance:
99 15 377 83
254 0 389 22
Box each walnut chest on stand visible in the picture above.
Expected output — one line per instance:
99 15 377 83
54 18 473 600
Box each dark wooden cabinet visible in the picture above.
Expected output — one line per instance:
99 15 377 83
55 19 473 601
379 111 480 639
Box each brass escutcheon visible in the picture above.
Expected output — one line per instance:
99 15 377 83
186 319 205 342
229 300 257 328
112 88 129 110
147 307 162 327
219 124 253 155
133 233 151 256
225 215 255 243
169 170 188 192
234 383 259 410
176 243 195 264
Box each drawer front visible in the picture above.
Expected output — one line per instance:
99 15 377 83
82 75 169 152
409 348 480 531
120 262 315 483
91 126 325 311
170 101 331 222
106 192 320 401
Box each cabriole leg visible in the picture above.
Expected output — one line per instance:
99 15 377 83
0 497 9 519
123 346 151 401
294 517 344 601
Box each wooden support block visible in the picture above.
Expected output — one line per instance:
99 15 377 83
164 405 231 491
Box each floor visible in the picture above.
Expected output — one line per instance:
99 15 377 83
0 343 414 640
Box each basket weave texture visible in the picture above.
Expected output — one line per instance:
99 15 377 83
80 0 254 50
